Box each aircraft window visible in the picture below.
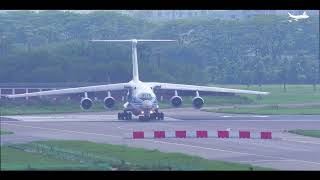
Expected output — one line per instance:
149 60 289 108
138 93 152 100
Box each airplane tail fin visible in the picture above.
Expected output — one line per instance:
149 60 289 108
303 11 308 16
288 12 293 17
90 39 176 82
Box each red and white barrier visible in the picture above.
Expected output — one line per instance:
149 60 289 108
131 130 272 139
133 131 144 139
176 130 187 138
261 131 272 139
154 131 165 138
196 131 208 138
239 131 250 139
218 130 229 138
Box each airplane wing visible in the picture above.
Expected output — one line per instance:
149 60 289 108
146 82 270 95
5 83 131 98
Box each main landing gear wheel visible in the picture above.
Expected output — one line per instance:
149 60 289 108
118 112 132 120
150 113 156 120
157 112 164 120
153 111 164 120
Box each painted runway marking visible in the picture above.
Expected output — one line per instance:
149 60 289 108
238 159 309 163
3 115 116 118
282 138 320 145
220 115 270 118
3 122 320 167
179 119 320 122
116 121 180 131
140 139 320 166
3 115 320 122
3 115 181 122
1 136 45 142
252 116 269 118
117 125 134 131
2 115 119 122
2 123 122 138
164 117 183 121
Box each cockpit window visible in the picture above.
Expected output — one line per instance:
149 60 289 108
138 93 152 100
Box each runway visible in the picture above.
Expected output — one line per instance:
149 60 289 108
1 108 320 170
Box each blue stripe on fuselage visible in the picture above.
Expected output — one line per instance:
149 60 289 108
128 96 158 109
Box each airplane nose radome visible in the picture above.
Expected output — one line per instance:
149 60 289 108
143 100 153 108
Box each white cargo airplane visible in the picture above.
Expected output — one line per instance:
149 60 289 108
6 39 269 121
288 11 309 22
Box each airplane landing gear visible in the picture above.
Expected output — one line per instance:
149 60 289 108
118 111 132 120
138 115 148 121
157 112 164 120
118 110 164 121
154 110 164 120
138 112 164 121
150 113 157 120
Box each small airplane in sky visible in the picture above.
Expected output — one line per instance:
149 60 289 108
288 11 309 22
6 39 269 121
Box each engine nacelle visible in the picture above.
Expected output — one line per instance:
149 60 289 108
192 96 204 109
104 96 116 109
80 98 93 110
170 96 183 107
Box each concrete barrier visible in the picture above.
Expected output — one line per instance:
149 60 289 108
131 130 272 140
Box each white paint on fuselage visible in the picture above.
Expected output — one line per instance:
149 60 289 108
126 80 159 115
129 80 155 97
288 11 309 22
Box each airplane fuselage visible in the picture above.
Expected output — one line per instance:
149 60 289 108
291 16 308 20
288 12 309 22
124 80 159 117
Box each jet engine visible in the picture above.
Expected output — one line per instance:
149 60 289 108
80 98 93 110
104 96 116 109
170 96 183 107
192 96 204 109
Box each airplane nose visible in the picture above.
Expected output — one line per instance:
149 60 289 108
143 100 153 108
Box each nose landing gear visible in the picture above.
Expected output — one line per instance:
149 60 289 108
118 110 164 121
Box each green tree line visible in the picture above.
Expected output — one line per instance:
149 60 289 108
0 11 319 85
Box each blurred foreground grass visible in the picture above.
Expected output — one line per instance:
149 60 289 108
1 140 272 170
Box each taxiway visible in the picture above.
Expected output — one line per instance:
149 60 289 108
1 108 320 170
